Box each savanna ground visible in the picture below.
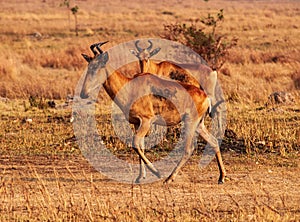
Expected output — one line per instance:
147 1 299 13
0 0 300 221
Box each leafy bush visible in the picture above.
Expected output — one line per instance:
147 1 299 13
163 9 237 70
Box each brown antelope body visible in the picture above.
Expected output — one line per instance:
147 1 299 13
80 47 226 184
130 40 224 137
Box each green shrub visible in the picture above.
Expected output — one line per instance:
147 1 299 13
163 9 237 70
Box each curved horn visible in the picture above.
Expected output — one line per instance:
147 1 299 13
90 41 109 55
99 40 109 47
135 40 143 52
147 40 153 51
96 40 109 54
90 43 98 56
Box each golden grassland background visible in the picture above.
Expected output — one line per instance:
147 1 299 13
0 0 299 151
0 0 299 102
0 0 300 221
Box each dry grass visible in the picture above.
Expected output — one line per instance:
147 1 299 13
0 0 300 221
226 103 300 155
0 153 299 221
0 100 299 221
0 0 299 101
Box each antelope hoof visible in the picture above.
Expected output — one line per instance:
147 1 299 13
135 177 141 184
155 171 161 179
218 175 227 184
148 168 161 179
164 175 175 184
135 175 146 184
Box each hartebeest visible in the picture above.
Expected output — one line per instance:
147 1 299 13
131 40 224 138
80 42 226 184
131 40 201 88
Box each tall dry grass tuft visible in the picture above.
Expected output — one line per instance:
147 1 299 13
292 70 300 90
22 46 86 71
0 43 86 99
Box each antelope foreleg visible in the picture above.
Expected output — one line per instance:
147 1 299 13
133 136 161 180
134 137 147 183
164 121 197 183
133 119 161 183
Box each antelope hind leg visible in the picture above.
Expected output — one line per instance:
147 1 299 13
197 120 226 184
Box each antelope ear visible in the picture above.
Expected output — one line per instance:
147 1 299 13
150 47 161 57
130 49 138 57
81 54 91 63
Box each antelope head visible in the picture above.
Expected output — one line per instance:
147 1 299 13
131 40 161 70
81 41 109 63
80 50 109 99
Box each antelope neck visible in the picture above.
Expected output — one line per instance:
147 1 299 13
102 67 131 110
140 59 151 73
